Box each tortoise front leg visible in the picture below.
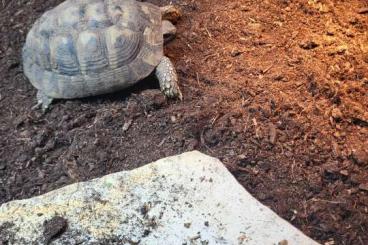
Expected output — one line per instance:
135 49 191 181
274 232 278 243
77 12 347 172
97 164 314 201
155 56 183 100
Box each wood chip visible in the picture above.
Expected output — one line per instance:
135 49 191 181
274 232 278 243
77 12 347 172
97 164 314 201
357 7 368 14
122 119 133 132
358 183 368 192
299 41 319 50
339 170 349 176
269 123 277 144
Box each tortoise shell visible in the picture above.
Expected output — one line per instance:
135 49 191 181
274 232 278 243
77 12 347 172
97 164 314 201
22 0 163 99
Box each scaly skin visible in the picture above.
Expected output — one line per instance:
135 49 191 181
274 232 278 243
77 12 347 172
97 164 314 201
155 56 183 100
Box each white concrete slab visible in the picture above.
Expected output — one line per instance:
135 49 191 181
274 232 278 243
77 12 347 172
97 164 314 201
0 151 319 244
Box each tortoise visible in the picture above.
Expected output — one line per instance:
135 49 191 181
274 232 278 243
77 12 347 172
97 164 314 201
22 0 183 111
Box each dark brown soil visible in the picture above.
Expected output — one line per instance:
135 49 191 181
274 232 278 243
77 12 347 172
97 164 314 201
1 0 368 244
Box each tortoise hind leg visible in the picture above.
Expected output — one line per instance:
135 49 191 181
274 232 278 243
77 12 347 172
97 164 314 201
32 90 53 112
155 56 183 100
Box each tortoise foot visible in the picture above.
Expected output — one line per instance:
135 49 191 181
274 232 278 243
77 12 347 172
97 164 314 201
32 90 53 112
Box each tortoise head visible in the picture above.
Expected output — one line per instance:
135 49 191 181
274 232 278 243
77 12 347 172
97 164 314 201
162 20 177 44
160 5 182 24
160 5 181 44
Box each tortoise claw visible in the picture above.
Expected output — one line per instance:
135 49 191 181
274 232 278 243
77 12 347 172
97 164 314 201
33 90 53 113
31 102 42 110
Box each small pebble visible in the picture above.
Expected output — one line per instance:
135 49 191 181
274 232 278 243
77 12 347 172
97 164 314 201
359 184 368 192
351 149 368 166
339 170 349 176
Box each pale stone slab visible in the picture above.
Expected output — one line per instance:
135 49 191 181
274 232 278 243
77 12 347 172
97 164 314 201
0 151 319 244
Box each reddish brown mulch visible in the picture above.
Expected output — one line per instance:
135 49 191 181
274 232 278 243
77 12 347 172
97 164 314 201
1 0 368 244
